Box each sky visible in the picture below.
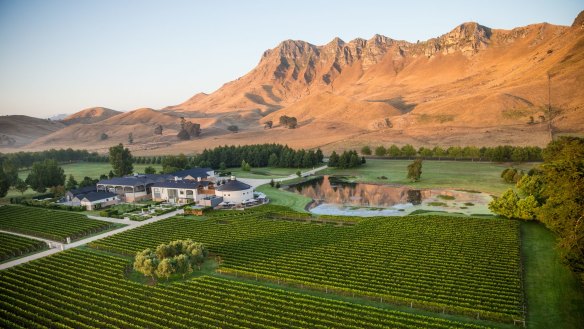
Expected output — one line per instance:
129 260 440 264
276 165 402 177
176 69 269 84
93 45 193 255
0 0 582 118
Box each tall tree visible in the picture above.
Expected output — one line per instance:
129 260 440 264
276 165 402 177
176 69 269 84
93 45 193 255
14 178 28 196
0 167 9 198
25 159 65 193
407 159 423 182
65 174 78 191
109 143 133 177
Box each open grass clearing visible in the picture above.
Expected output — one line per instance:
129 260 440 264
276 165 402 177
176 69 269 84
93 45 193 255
323 159 536 195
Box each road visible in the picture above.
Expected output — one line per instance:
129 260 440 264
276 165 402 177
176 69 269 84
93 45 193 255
0 209 183 270
238 165 328 188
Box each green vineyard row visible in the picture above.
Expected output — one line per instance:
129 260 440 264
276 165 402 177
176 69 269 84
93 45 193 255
0 249 493 329
89 207 524 322
0 206 114 242
0 232 48 262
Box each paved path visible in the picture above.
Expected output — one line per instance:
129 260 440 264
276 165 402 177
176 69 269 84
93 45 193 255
238 165 329 188
0 209 183 270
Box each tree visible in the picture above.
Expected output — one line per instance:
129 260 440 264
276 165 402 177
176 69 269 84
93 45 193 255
109 143 133 177
488 189 520 219
387 145 401 157
26 159 66 193
264 121 273 129
144 166 157 174
269 179 275 187
268 153 279 167
227 125 239 133
2 160 18 186
361 146 372 155
128 133 134 145
14 178 28 196
374 146 387 157
50 185 66 198
100 133 108 141
241 160 251 172
401 144 417 158
407 159 423 182
135 240 207 282
0 167 9 198
154 125 163 135
177 129 190 140
328 151 339 167
296 170 301 177
65 174 78 191
279 115 298 129
79 176 98 188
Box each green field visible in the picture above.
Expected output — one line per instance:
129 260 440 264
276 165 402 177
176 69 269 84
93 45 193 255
522 221 584 328
226 167 298 179
256 184 312 212
0 232 48 263
0 206 115 242
0 248 495 329
90 207 523 322
323 159 537 195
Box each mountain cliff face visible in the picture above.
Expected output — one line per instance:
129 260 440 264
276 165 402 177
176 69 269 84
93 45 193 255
168 14 583 136
17 11 584 153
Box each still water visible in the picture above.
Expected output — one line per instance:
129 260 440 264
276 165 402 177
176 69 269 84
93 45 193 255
289 176 422 209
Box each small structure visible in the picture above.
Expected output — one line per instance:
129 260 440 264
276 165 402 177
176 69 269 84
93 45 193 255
151 179 215 204
172 168 215 182
78 191 119 210
65 186 97 202
215 176 254 204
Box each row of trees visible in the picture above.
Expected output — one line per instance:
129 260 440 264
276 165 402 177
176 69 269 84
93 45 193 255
134 239 208 281
361 144 543 163
488 137 584 282
194 144 323 169
0 148 101 169
328 150 365 169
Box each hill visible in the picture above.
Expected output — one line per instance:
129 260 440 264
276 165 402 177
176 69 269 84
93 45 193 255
0 115 65 148
27 108 186 153
61 107 122 125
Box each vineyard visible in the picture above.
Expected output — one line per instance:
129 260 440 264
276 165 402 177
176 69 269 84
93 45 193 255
0 249 494 329
89 207 523 322
0 232 47 262
0 206 115 242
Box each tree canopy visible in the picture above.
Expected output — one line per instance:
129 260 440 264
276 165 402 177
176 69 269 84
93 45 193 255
407 159 423 182
134 239 208 281
25 159 66 193
489 137 584 281
109 143 133 177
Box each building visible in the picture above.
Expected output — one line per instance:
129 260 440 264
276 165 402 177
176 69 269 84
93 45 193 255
96 174 173 202
65 185 97 202
76 191 119 210
215 176 254 204
151 179 216 204
172 168 215 181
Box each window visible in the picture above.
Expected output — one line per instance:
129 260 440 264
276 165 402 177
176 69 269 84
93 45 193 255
154 188 160 193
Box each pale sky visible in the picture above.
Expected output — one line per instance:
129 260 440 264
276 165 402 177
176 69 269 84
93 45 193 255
0 0 581 118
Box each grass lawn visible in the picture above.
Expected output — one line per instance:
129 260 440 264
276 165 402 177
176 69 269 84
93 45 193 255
255 184 312 213
323 159 537 195
225 167 299 179
522 221 584 329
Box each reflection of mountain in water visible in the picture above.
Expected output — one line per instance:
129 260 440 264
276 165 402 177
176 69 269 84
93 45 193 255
290 176 422 207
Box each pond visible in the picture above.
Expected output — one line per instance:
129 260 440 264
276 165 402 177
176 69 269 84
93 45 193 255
288 176 493 217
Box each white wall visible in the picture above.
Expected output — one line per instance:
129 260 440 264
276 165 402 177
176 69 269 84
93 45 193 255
216 188 254 204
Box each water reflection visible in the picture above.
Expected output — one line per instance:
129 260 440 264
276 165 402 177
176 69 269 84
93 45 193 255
289 176 422 208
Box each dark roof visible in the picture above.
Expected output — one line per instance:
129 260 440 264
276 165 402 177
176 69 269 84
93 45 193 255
97 174 173 187
151 180 210 189
68 185 96 196
172 168 213 179
216 179 252 192
81 191 118 202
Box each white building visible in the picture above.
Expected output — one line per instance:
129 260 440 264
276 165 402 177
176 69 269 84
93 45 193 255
215 176 254 204
151 180 216 204
75 191 119 211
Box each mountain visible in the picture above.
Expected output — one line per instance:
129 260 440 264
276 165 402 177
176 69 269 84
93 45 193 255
17 11 584 154
61 107 122 125
0 115 66 148
162 11 584 153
